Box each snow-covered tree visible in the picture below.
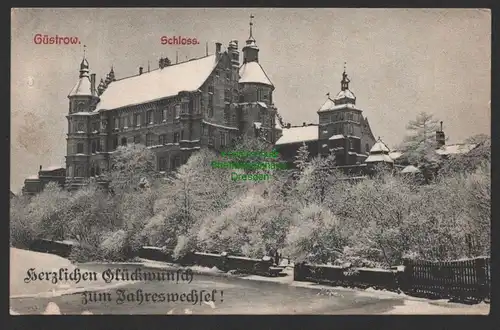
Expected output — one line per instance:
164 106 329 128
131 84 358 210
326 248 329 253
294 142 310 172
105 144 158 195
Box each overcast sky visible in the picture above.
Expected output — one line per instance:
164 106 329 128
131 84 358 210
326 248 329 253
11 8 490 192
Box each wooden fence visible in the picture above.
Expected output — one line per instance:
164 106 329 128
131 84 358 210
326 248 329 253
401 257 490 301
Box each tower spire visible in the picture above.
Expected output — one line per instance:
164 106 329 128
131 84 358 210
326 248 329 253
249 14 254 39
341 62 350 91
79 44 89 78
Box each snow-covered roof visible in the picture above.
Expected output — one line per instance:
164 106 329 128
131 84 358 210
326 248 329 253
275 125 318 145
95 55 218 111
69 112 97 116
365 154 394 163
68 77 93 97
26 175 39 180
275 116 282 130
389 151 403 160
370 140 390 154
333 89 356 100
318 99 359 112
401 165 421 173
436 143 477 155
42 166 65 172
238 61 273 87
329 134 345 140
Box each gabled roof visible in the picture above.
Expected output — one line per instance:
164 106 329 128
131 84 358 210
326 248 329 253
239 61 273 87
95 55 218 111
275 125 318 145
370 139 390 154
68 77 93 97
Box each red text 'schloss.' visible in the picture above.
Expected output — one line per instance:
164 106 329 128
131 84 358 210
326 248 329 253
33 34 81 45
161 36 200 45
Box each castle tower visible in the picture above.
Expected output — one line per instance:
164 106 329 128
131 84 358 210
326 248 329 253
237 15 278 142
317 64 376 165
66 47 100 179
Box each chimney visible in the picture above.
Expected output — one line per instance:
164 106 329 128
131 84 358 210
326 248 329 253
435 121 446 147
159 58 164 69
216 42 222 54
90 73 96 96
39 165 42 171
139 67 143 75
286 123 291 129
303 122 306 126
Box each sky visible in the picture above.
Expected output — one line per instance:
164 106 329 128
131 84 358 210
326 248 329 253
11 8 491 192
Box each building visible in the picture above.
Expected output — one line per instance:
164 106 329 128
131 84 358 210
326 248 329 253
21 166 66 196
63 18 281 188
274 67 377 174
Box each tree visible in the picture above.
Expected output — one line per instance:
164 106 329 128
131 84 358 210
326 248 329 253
399 112 443 182
294 142 310 171
105 144 158 195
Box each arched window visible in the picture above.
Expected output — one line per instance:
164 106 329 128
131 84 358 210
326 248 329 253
121 137 127 146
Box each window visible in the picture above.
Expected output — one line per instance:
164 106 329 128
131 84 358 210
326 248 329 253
173 132 180 143
123 116 128 128
202 125 207 136
348 124 353 135
135 113 141 126
92 122 99 132
200 96 204 113
129 114 133 127
366 143 370 153
121 137 127 146
146 134 154 147
147 110 153 124
75 166 82 177
224 104 231 124
262 90 269 101
91 141 97 153
113 136 118 149
208 83 214 94
96 166 101 176
114 117 119 129
180 130 184 141
90 167 95 177
159 157 167 171
175 104 180 119
208 94 214 117
224 89 231 103
215 69 219 77
76 143 84 154
159 134 167 145
220 132 226 147
162 108 168 122
97 140 102 152
239 94 244 102
233 89 238 103
340 112 345 120
134 135 141 144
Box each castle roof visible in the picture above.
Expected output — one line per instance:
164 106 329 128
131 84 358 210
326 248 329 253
95 54 218 111
318 98 360 112
333 89 356 101
238 61 273 87
68 76 93 97
436 143 478 155
275 125 318 145
369 139 391 154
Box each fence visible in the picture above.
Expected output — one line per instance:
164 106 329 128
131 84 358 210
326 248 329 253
401 257 491 301
294 263 401 292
